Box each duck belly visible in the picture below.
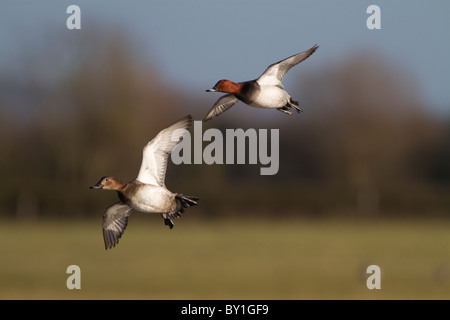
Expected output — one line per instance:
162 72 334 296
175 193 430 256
130 185 176 214
249 86 289 109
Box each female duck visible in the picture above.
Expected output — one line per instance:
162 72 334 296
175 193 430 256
204 45 319 121
90 115 198 250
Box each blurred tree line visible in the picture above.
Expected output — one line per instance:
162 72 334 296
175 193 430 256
0 31 449 219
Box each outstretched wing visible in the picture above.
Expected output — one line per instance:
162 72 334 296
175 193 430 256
136 115 192 186
203 94 239 122
257 44 319 87
102 201 134 250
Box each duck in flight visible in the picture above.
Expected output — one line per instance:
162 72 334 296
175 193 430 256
204 45 319 121
90 115 198 250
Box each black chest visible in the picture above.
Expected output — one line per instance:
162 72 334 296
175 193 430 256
236 81 260 105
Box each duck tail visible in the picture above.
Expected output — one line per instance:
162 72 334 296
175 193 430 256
165 194 199 222
176 194 199 212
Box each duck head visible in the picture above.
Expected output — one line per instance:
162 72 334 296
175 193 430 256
206 80 242 94
90 176 124 191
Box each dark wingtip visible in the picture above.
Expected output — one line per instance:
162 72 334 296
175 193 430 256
183 114 193 123
172 114 193 130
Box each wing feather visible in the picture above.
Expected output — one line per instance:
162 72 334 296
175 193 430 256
203 94 239 121
102 201 134 250
257 45 319 86
136 115 193 186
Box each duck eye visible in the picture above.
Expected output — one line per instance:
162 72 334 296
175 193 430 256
105 178 109 182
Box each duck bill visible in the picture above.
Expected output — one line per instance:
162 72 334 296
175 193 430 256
206 88 217 92
89 182 103 189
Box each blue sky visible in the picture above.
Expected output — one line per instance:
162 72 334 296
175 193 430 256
1 0 449 115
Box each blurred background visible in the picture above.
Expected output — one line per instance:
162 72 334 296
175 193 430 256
0 1 449 299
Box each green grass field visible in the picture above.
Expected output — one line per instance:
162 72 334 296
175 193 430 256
1 216 449 299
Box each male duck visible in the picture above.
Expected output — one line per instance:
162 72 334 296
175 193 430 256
204 45 319 121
